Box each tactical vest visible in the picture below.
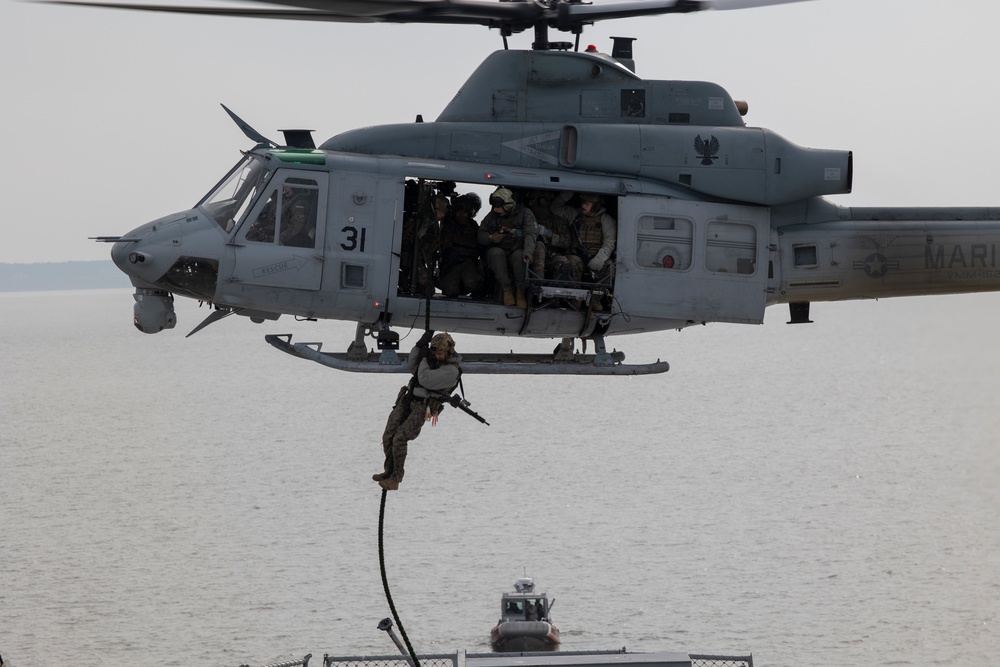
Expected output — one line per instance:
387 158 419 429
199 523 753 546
424 364 462 418
441 219 480 261
577 211 605 253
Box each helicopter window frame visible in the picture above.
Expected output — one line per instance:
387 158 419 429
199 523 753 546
199 154 272 232
792 244 819 269
705 220 757 276
635 215 693 271
621 89 646 118
341 262 367 289
239 175 321 249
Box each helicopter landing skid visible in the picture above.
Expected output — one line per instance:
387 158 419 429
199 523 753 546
265 334 669 376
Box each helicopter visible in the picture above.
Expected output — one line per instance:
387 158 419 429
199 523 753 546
65 0 1000 375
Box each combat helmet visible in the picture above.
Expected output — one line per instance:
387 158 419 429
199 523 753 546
488 187 516 213
455 192 482 216
429 332 455 356
430 194 450 214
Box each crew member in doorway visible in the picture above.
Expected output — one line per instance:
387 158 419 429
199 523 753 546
438 193 485 297
373 331 462 490
479 187 539 308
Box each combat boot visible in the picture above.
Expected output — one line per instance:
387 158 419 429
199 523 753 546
515 287 528 309
379 478 400 491
372 472 388 482
502 286 516 307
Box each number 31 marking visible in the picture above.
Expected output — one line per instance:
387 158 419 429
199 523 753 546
340 226 367 252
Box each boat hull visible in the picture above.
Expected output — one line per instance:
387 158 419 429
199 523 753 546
491 621 560 652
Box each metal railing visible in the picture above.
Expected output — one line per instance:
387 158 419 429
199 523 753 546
240 649 753 667
239 654 312 667
324 655 457 667
690 654 753 667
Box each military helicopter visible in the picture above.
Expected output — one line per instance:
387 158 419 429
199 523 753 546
71 0 1000 375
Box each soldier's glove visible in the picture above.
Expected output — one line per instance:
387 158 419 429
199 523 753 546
588 257 604 272
417 329 436 348
489 233 504 244
538 225 553 241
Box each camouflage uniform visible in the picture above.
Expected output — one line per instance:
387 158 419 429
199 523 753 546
549 191 617 282
437 195 484 297
478 187 539 307
527 189 575 280
375 333 462 490
401 192 448 295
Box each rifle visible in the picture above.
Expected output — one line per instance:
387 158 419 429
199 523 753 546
428 390 490 426
570 216 598 279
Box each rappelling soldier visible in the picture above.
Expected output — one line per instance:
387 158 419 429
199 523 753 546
373 331 462 491
478 187 538 308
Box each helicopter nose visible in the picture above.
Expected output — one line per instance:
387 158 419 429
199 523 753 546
110 231 163 283
110 227 178 334
110 240 133 274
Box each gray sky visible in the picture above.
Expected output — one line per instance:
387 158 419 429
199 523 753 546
3 0 999 263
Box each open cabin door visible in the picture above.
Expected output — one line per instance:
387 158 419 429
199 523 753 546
615 196 769 324
229 170 326 290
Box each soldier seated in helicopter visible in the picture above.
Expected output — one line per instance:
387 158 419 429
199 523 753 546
437 192 485 298
523 189 574 281
548 191 617 310
478 186 539 308
399 180 453 296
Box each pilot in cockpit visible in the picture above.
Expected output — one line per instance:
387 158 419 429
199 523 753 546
279 199 315 248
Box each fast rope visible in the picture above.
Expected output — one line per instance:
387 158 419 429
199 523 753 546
378 488 421 667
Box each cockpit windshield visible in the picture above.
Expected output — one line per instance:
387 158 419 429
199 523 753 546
200 154 272 231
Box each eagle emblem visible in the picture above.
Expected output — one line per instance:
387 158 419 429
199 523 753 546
693 135 720 165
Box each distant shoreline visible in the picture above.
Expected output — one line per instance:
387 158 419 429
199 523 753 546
0 261 130 292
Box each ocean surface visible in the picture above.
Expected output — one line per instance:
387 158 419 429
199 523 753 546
2 288 999 667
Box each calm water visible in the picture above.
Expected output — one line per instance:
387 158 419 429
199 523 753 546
2 289 999 667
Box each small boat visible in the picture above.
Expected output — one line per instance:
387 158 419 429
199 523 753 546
490 577 560 652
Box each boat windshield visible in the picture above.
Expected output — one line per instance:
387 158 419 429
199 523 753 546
503 596 547 620
199 154 272 231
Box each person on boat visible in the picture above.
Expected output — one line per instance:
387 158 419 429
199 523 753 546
373 331 462 491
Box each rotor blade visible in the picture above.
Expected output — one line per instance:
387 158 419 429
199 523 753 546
555 0 813 31
44 0 544 26
702 0 814 10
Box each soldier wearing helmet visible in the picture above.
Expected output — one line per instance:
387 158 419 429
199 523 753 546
417 193 450 294
374 330 462 491
478 187 539 308
525 189 569 278
279 198 316 248
549 191 618 307
437 193 485 297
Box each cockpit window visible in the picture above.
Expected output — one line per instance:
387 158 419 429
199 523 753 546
243 177 319 248
200 154 272 231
